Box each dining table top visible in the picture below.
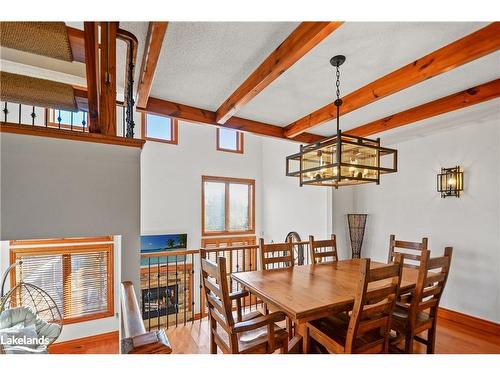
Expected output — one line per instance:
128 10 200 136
231 259 420 323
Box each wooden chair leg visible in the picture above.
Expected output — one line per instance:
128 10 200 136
405 335 414 354
209 318 217 354
427 323 437 354
280 337 288 354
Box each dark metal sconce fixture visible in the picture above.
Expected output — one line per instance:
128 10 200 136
437 166 463 198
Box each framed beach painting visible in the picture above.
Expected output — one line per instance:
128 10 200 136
140 233 187 267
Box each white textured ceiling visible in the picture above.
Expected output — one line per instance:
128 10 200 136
148 22 499 140
379 98 499 146
150 22 299 110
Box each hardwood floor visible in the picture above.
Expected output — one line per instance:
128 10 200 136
166 316 500 354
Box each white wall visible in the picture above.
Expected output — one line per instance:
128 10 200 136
0 132 141 308
331 117 500 322
141 120 329 247
261 137 329 243
141 120 263 248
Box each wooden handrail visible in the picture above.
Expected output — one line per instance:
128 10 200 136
121 281 146 338
140 249 199 258
120 281 172 354
140 244 262 259
201 244 259 252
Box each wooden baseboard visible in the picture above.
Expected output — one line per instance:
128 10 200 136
48 331 119 354
438 307 500 336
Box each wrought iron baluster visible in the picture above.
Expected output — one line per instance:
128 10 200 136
157 257 160 330
57 109 61 129
122 106 125 137
148 257 151 331
175 256 179 327
18 103 21 124
183 255 187 326
82 111 86 131
191 254 196 324
70 111 73 131
166 256 169 329
2 102 8 122
31 106 36 126
125 44 135 138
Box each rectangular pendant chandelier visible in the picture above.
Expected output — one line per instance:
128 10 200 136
286 130 398 188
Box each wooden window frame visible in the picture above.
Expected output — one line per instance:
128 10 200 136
141 112 178 145
9 242 114 325
216 128 244 154
46 108 88 131
201 175 255 237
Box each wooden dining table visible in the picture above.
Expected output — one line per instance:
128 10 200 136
231 259 421 353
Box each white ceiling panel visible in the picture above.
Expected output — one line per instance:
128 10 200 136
378 98 499 146
313 51 500 136
236 22 488 126
149 22 299 111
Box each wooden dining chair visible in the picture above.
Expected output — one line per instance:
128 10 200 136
258 238 296 338
303 254 404 354
200 250 289 354
309 234 338 264
388 234 428 268
390 247 453 354
259 238 295 270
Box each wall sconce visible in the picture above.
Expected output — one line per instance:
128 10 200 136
437 166 463 198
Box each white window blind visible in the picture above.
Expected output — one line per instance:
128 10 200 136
13 243 113 323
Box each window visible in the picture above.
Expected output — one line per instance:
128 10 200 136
216 128 244 153
202 176 255 236
47 108 88 130
10 237 114 324
142 112 178 144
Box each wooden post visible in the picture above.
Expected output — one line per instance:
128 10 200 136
83 22 100 133
99 22 118 136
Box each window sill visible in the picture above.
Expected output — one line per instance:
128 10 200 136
0 122 145 149
62 311 115 325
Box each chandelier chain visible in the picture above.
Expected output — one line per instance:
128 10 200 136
335 65 341 101
335 63 342 133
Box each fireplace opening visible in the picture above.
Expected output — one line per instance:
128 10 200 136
142 284 178 319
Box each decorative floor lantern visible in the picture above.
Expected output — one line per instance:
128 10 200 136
347 214 367 259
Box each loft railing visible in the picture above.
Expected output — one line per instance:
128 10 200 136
139 240 312 331
1 101 137 139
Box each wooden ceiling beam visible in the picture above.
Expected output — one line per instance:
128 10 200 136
346 79 500 137
136 22 168 109
67 26 86 63
215 22 343 124
142 97 324 144
284 22 500 138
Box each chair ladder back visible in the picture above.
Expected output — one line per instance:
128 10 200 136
411 248 453 317
388 234 428 268
259 238 294 270
345 254 404 353
309 234 338 264
200 251 239 351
